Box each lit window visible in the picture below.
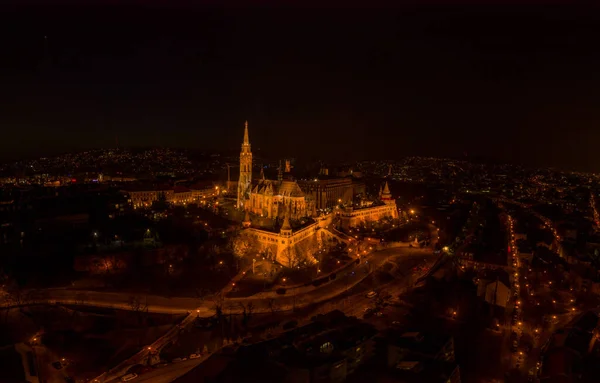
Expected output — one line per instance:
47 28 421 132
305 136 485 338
320 342 333 353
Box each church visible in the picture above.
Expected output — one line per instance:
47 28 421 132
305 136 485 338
236 122 315 220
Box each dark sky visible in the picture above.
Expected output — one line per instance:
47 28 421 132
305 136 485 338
1 4 600 170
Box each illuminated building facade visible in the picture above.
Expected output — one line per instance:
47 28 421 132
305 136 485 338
123 184 216 209
339 181 398 229
243 211 320 266
237 122 314 219
297 177 354 210
237 121 252 209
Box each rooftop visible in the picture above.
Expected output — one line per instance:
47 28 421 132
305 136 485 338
379 330 453 357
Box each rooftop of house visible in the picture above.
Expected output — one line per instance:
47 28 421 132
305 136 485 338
120 184 174 192
176 310 376 382
172 185 191 193
378 329 453 357
348 358 459 383
479 268 511 288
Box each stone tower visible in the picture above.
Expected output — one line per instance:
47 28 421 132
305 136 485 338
381 181 393 204
237 121 252 209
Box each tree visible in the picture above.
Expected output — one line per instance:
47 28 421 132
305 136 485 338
231 233 260 259
128 295 149 325
211 293 225 321
281 247 303 269
246 302 255 322
267 298 279 317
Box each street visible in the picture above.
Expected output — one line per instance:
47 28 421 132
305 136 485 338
70 245 435 382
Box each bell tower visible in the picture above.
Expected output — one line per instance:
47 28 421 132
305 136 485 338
237 121 253 209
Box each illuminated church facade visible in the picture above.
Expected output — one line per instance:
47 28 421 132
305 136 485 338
236 122 315 220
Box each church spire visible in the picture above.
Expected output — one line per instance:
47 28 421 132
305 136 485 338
243 120 250 145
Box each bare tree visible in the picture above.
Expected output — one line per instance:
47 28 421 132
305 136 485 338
128 295 149 325
128 295 149 347
267 298 279 317
246 301 255 320
281 247 301 269
211 293 224 321
231 233 260 259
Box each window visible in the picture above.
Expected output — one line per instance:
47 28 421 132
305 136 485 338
320 342 333 353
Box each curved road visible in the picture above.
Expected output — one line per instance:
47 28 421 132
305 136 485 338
21 246 431 382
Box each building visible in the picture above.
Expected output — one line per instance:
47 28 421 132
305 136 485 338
172 185 194 205
477 269 511 309
237 210 332 266
189 181 218 200
237 120 253 209
381 330 456 367
122 186 174 209
236 122 315 219
338 183 398 230
121 183 217 209
539 311 600 382
248 179 314 220
297 177 354 211
346 329 460 383
175 310 377 383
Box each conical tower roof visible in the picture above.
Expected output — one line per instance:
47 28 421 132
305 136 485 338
281 205 292 231
381 181 392 200
383 181 391 195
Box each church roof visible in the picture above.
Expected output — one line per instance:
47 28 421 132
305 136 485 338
251 180 305 198
277 181 305 197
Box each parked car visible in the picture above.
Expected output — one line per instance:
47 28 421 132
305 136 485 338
121 373 138 382
366 291 377 299
189 354 202 359
172 357 188 363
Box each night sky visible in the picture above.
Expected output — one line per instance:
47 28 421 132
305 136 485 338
1 5 600 170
